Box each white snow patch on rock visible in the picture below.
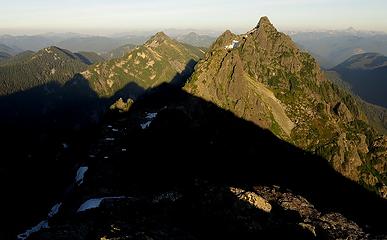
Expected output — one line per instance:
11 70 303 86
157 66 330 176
17 202 63 239
140 121 152 129
225 40 239 50
77 196 127 212
48 203 62 218
17 220 49 240
140 112 158 129
75 166 88 185
146 112 158 119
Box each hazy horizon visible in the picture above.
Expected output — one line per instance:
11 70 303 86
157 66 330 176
1 25 386 37
1 0 387 36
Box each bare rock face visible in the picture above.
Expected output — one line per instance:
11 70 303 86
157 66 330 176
254 186 369 240
110 98 134 112
185 18 298 137
334 102 354 122
230 187 272 213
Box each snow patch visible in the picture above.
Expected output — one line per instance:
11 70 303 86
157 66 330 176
140 121 152 129
17 202 62 240
48 203 62 218
146 112 158 119
140 112 158 129
75 166 88 185
17 220 49 240
77 196 127 212
225 40 239 50
105 138 115 141
246 28 258 35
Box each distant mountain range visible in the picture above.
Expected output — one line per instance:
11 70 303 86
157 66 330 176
0 32 216 56
55 36 134 54
175 32 216 47
288 29 387 68
332 52 387 108
0 43 22 61
0 51 11 61
0 32 208 55
101 44 136 60
0 34 143 54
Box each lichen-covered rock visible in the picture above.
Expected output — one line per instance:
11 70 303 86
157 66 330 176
230 187 272 213
334 102 354 122
110 98 134 112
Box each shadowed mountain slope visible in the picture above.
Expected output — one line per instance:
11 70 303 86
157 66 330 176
22 82 387 240
333 53 387 109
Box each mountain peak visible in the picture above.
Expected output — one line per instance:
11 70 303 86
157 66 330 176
187 32 198 36
210 30 238 50
145 32 172 47
153 32 170 40
256 16 275 30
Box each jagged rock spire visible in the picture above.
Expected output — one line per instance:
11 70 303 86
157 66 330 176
256 16 276 31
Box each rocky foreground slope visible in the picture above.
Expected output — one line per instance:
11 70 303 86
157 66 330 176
22 85 386 240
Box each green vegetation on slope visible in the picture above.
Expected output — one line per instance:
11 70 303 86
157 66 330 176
0 46 89 95
83 32 204 98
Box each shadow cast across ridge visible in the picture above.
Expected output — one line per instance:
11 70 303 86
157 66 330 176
0 60 199 239
101 82 387 235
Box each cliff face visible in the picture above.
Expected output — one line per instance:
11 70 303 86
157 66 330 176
185 17 387 196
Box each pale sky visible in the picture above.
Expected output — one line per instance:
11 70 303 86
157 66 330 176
0 0 386 34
